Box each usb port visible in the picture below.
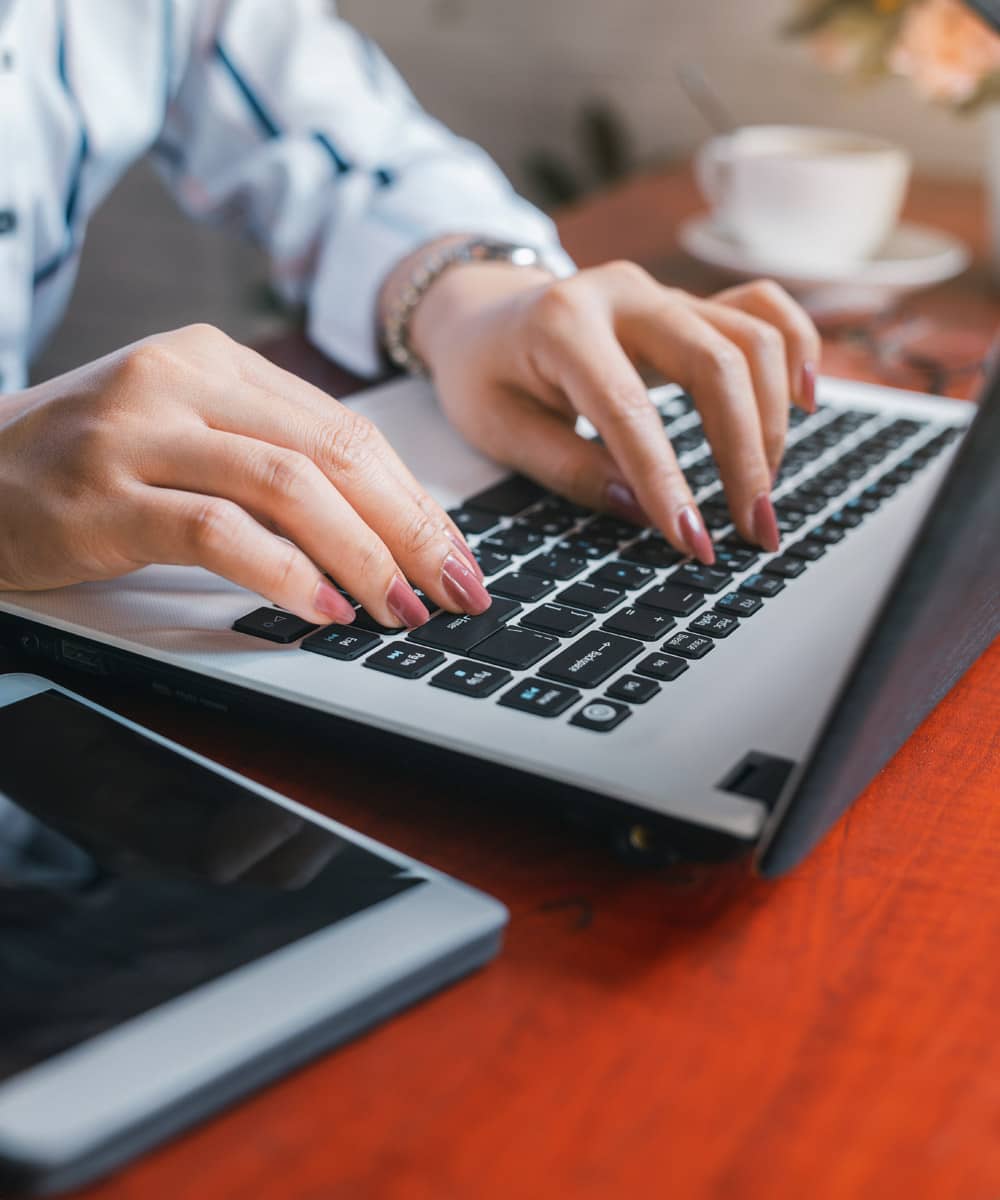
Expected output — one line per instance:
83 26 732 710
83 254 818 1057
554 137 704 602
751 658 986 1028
60 639 106 675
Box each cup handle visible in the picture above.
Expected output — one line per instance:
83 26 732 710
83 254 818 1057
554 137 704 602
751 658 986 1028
695 140 730 206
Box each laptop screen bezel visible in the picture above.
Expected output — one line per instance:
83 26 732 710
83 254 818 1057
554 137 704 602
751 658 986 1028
757 356 1000 876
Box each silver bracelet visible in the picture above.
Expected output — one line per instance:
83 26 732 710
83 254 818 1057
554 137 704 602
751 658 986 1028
382 237 545 377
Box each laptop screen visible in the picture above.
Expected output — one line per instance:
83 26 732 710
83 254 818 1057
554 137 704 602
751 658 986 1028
759 362 1000 875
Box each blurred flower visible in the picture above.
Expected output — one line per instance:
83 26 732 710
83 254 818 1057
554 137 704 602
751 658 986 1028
889 0 1000 102
788 0 1000 108
808 13 885 73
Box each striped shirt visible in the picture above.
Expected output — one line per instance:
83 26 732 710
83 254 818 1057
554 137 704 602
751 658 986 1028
0 0 573 392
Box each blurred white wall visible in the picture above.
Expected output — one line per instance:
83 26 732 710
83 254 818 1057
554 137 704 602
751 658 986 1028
340 0 988 186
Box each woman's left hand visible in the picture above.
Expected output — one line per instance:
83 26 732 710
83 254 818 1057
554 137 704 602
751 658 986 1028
408 259 821 563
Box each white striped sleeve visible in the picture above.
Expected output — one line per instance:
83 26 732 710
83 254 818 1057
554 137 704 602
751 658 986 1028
155 0 574 378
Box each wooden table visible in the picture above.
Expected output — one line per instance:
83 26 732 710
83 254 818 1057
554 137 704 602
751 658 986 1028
3 168 999 1200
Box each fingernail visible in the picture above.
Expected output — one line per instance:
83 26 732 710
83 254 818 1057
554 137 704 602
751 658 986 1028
386 575 429 628
800 362 817 414
314 580 357 623
448 529 484 581
441 554 492 615
677 505 715 565
751 492 781 553
605 481 650 527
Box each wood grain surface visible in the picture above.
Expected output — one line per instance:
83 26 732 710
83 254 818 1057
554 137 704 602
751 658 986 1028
2 168 998 1200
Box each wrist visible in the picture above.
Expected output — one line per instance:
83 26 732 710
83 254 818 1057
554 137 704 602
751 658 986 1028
379 236 553 377
411 260 552 375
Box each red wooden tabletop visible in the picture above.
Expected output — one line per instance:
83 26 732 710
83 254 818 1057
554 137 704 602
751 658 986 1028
2 166 998 1200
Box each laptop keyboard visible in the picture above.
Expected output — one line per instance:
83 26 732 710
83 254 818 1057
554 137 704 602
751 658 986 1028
233 393 961 734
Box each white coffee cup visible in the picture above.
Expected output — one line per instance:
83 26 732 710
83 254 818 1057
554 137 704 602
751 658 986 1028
695 125 912 273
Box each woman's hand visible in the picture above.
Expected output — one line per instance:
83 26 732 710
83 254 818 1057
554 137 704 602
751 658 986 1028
409 259 821 562
0 324 489 627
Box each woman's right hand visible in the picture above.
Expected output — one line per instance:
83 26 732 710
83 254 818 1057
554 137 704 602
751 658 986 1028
0 324 489 628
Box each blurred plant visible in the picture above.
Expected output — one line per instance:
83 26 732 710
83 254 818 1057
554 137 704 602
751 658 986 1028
786 0 1000 109
523 100 634 209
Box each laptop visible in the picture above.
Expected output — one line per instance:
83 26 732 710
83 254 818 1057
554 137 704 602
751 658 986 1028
1 365 997 876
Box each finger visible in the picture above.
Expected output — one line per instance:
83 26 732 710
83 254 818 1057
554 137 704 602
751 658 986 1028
533 311 715 563
610 287 778 551
124 486 358 626
689 299 790 479
462 385 653 520
146 429 439 628
712 279 822 412
193 361 488 613
221 342 482 577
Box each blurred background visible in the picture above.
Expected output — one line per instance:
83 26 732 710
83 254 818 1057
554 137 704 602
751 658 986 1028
33 0 991 381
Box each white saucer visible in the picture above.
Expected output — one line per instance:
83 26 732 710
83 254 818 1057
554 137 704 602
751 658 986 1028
678 215 971 315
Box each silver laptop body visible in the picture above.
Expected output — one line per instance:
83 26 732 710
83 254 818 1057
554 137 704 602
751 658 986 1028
0 374 981 869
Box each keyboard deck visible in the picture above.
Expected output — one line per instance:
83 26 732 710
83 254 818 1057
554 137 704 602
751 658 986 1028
233 393 961 735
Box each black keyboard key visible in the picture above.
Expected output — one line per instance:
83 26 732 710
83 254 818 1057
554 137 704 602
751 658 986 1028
521 603 594 638
764 554 807 579
685 462 719 489
828 507 864 530
301 626 381 660
570 699 632 732
480 526 545 556
669 563 733 594
489 571 555 603
586 516 641 542
864 480 897 501
636 582 705 616
808 522 846 545
540 631 643 688
715 546 759 572
775 506 807 532
556 581 624 613
467 474 546 516
233 608 317 644
787 538 826 561
430 659 512 698
499 678 580 717
740 572 785 598
554 535 617 560
846 493 880 515
606 674 661 704
715 591 762 618
364 643 445 679
470 626 560 670
409 596 521 653
522 549 589 581
634 652 688 682
474 548 512 577
590 560 656 590
353 608 406 635
602 605 675 641
689 611 739 639
618 538 685 568
663 631 715 659
784 490 826 515
514 508 577 537
799 474 847 500
448 506 498 535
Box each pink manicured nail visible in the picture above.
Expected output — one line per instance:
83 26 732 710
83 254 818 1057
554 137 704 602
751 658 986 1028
677 506 715 565
605 481 650 527
386 576 429 628
448 529 484 581
751 492 781 553
314 580 356 624
800 361 817 414
441 554 492 615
